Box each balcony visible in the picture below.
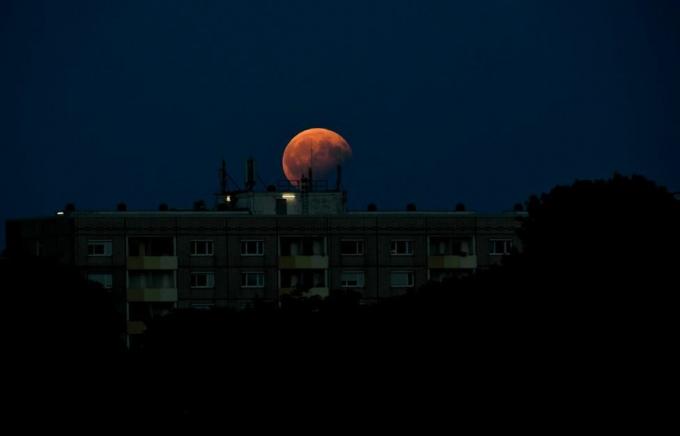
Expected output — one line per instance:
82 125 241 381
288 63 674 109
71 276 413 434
278 255 329 269
127 288 178 302
428 255 477 269
127 256 178 270
280 287 330 298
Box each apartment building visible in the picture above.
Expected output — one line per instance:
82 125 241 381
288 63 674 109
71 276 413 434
6 206 520 341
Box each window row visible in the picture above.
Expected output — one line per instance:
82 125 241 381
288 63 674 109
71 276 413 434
191 240 264 256
87 239 264 257
191 270 415 289
87 238 514 257
86 271 266 289
191 272 265 289
87 270 417 290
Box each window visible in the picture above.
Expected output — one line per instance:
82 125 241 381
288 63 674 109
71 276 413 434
280 270 325 288
340 271 365 288
87 273 113 289
191 272 215 288
128 237 174 256
88 240 112 256
340 240 364 256
190 303 214 311
489 239 513 255
390 240 413 256
390 271 414 288
190 240 214 256
241 272 265 288
129 271 175 289
280 237 325 256
429 237 473 256
240 240 264 256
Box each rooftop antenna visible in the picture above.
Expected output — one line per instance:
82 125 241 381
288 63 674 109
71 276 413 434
308 166 313 192
219 159 228 195
245 157 256 191
336 164 342 191
308 145 314 192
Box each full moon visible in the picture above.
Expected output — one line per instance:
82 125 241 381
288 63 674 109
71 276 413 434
282 128 352 183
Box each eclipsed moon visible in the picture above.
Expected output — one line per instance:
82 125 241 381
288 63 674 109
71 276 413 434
282 128 352 183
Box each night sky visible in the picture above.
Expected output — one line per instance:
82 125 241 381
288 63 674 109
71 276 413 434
2 0 679 249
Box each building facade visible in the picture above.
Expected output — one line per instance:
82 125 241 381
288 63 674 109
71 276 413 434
6 190 523 344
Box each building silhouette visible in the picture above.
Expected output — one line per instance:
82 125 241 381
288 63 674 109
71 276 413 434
5 161 523 346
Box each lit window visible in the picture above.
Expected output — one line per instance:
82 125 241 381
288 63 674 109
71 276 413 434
191 272 215 288
340 240 364 256
390 271 414 288
190 240 214 256
489 239 513 255
241 272 265 288
88 240 112 256
390 240 413 256
340 271 365 288
240 240 264 256
87 273 113 289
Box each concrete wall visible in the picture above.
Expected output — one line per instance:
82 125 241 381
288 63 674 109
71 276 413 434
7 212 523 306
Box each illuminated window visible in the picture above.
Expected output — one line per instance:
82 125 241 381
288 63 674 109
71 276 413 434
340 240 364 256
390 240 413 256
88 240 112 256
191 272 215 288
489 239 513 255
190 240 214 256
340 271 365 288
240 240 264 256
390 271 414 288
241 272 265 288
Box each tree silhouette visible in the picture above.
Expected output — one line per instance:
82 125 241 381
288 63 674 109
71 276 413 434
1 256 124 354
509 173 679 324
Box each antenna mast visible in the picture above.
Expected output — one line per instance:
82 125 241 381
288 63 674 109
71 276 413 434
219 159 228 195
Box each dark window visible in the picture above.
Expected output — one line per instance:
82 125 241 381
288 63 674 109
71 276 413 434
340 240 364 256
489 239 513 255
240 240 264 256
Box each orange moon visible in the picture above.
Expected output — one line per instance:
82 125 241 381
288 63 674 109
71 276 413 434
282 128 352 183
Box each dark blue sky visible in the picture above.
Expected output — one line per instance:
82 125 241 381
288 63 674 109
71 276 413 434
2 0 679 249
